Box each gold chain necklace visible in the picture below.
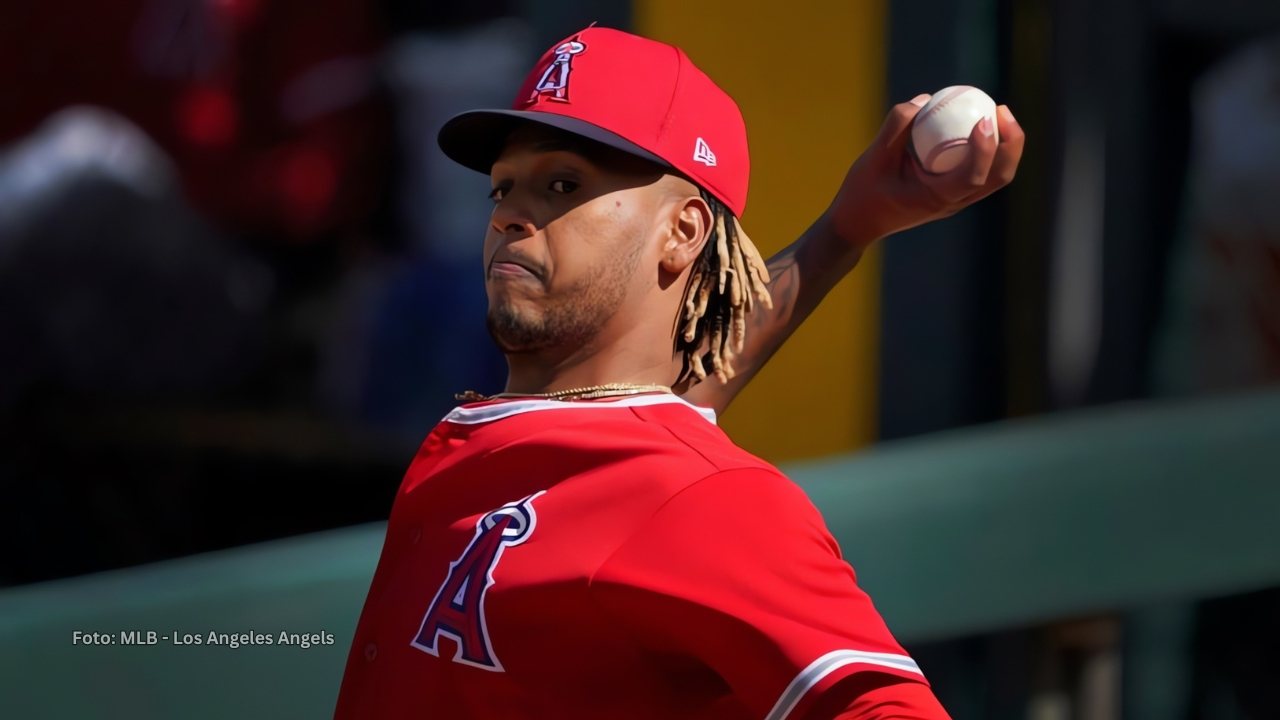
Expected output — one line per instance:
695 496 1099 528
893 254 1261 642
455 383 672 403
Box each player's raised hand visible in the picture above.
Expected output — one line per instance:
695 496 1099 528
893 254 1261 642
826 93 1025 248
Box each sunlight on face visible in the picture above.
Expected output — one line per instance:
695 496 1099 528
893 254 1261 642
482 125 667 355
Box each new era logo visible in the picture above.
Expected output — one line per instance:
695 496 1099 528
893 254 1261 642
693 137 717 167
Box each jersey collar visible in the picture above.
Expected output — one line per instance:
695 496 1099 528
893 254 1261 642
442 394 717 426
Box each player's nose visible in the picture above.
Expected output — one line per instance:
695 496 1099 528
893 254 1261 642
489 196 537 239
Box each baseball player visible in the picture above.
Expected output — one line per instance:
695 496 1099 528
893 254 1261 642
335 26 1022 720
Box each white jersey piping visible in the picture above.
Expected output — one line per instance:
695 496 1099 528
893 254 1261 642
441 394 717 426
764 649 923 720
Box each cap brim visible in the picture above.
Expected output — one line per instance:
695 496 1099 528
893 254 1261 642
437 109 670 175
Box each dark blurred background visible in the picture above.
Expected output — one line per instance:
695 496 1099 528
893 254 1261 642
1 0 1278 718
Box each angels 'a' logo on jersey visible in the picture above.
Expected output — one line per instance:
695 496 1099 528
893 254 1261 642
410 492 545 672
528 39 586 103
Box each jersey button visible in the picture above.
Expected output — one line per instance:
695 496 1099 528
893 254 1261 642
364 643 378 662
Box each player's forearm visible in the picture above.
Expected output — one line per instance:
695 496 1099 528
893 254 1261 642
681 208 872 413
767 208 878 336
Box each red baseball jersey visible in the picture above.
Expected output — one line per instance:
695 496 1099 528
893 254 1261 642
334 394 927 719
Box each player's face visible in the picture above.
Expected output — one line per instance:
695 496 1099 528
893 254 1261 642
483 125 667 354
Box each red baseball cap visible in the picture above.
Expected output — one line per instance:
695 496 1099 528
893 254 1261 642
437 26 750 217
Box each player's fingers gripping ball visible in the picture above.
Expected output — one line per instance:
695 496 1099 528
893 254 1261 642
910 85 999 174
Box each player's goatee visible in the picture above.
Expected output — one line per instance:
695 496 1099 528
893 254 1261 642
486 244 641 354
485 295 607 354
486 305 566 353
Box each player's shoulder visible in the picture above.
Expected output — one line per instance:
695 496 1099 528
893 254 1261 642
625 396 775 475
593 465 836 578
671 465 819 520
552 394 795 506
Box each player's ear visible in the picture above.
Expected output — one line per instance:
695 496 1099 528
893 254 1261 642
660 193 712 274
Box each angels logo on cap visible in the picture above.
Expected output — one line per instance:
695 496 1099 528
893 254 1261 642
529 38 586 103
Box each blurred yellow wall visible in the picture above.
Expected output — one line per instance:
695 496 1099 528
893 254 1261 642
634 1 887 460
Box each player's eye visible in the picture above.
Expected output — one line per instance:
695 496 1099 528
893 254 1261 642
549 179 579 194
488 183 510 203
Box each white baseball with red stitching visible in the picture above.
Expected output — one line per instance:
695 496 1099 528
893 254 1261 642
910 86 998 175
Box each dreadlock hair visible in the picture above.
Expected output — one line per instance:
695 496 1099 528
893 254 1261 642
675 189 773 387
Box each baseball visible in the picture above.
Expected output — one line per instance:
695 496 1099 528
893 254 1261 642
910 86 999 174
